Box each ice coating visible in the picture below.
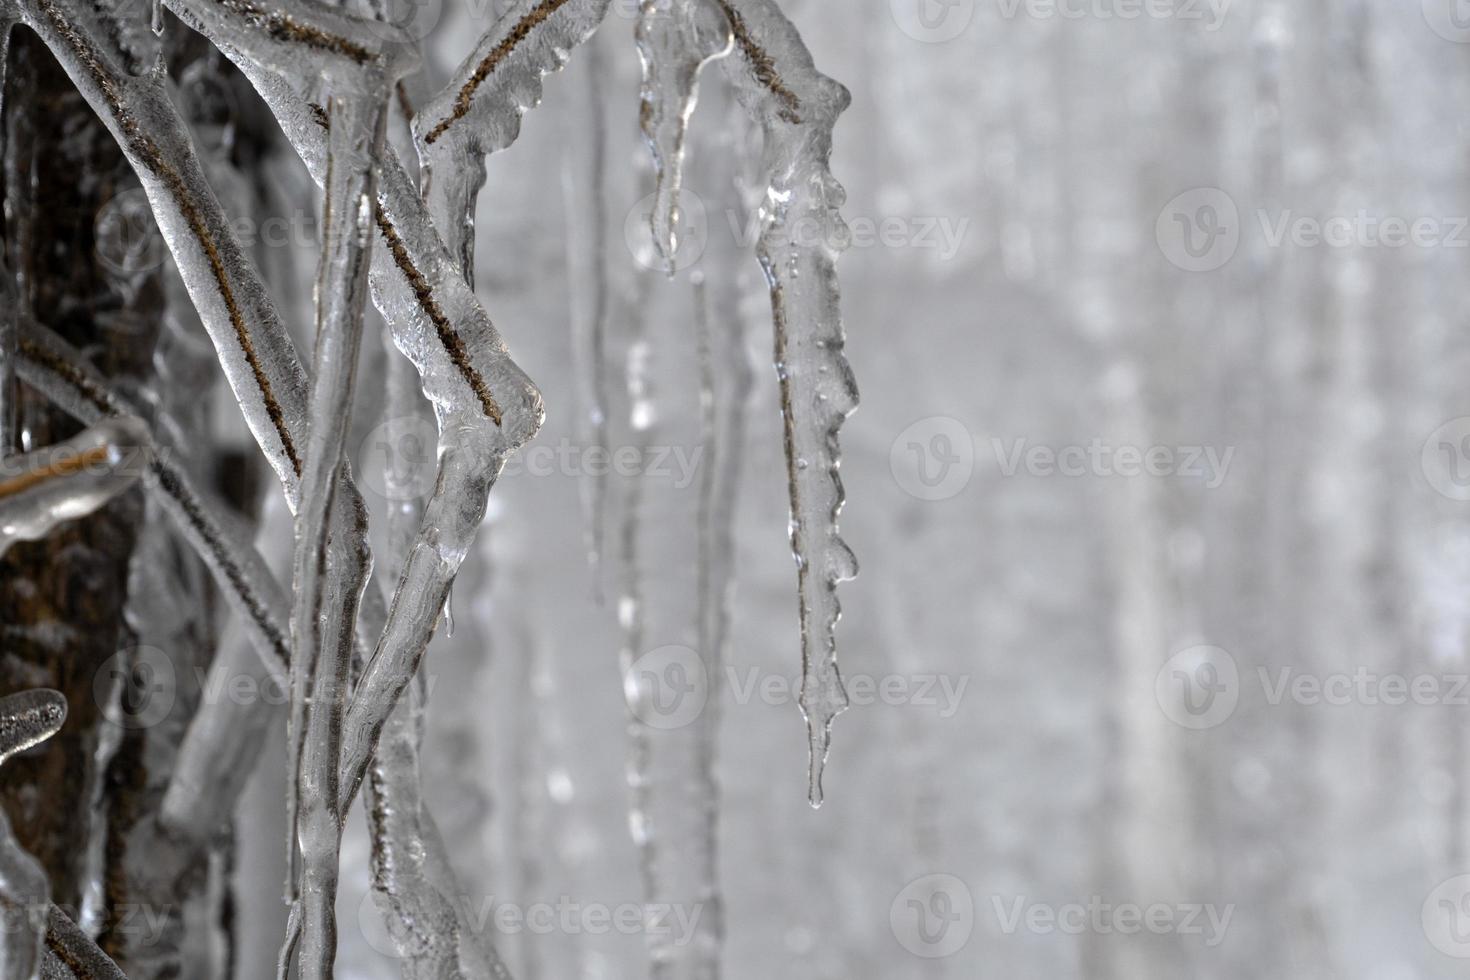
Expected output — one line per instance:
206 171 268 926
13 0 311 494
635 0 733 273
14 322 293 677
172 22 547 809
0 690 64 980
364 323 510 980
288 79 398 980
43 905 128 980
0 418 150 556
411 0 612 277
0 808 47 980
714 0 858 807
0 690 67 765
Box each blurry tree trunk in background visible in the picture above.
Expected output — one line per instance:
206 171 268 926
0 27 161 920
0 24 262 974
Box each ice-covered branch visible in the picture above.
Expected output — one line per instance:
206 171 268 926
42 905 127 980
289 76 401 980
0 690 65 980
11 0 310 492
0 419 149 557
411 0 612 276
179 38 545 815
14 322 292 676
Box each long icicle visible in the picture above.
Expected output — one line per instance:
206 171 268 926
714 0 857 806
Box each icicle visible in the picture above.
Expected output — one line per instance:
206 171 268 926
150 0 162 36
562 38 612 598
0 690 64 980
635 0 733 273
689 265 751 974
616 327 657 960
714 0 858 807
0 417 150 555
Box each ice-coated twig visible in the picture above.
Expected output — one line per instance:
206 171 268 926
164 4 545 815
288 76 399 980
0 418 150 556
12 0 397 655
364 325 507 980
714 0 858 807
0 689 66 766
0 810 48 980
14 322 292 677
411 0 612 276
43 905 127 980
0 690 65 980
11 2 405 959
635 0 732 273
10 0 310 492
